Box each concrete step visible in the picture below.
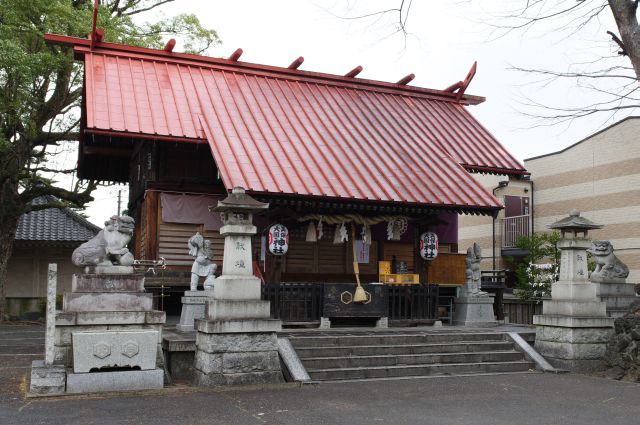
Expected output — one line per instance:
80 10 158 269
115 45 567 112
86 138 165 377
302 351 524 370
319 370 536 383
307 360 534 381
294 341 515 358
288 332 506 348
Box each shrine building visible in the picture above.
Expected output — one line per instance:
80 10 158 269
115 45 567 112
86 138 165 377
45 33 527 323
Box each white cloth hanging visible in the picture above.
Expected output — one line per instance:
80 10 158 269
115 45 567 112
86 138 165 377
305 221 317 242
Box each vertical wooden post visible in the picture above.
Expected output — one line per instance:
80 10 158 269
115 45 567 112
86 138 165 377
145 190 159 260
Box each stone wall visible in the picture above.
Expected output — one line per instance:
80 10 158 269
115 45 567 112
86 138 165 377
604 301 640 381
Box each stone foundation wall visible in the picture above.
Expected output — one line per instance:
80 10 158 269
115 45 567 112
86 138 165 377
194 332 283 385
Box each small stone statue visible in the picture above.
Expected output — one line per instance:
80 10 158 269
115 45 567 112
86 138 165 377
462 243 488 297
72 216 135 267
588 240 629 282
188 232 217 291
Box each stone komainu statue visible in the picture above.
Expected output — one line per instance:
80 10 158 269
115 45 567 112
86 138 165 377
72 216 135 267
188 232 217 291
588 240 629 281
463 242 488 296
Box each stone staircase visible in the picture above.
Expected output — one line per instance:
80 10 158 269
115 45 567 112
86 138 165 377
285 331 536 382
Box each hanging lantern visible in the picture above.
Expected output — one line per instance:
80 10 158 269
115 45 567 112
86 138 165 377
419 232 439 260
305 221 317 242
268 224 289 255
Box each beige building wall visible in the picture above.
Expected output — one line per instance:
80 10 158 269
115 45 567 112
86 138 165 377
458 173 531 270
6 245 76 297
525 117 640 282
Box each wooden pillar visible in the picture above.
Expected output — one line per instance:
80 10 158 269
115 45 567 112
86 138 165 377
145 190 159 260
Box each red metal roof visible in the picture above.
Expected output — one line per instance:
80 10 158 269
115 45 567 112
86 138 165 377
49 36 529 211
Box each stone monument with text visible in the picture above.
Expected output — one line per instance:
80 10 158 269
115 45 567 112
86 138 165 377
534 210 615 372
193 187 283 386
453 243 497 326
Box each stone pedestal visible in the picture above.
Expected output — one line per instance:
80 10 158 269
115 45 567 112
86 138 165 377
194 188 283 386
176 290 209 332
194 294 283 385
534 215 614 373
30 360 66 395
50 272 166 394
535 282 614 372
594 277 638 318
453 296 496 326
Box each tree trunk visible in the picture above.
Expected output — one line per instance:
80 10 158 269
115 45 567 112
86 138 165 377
609 0 640 80
0 144 26 322
0 186 22 322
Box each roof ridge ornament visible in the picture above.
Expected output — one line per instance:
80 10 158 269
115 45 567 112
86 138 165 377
90 0 104 49
444 62 477 101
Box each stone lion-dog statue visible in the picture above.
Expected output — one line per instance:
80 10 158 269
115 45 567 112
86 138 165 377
72 215 135 267
588 240 629 281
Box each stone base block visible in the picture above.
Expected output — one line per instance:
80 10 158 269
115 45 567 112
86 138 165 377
376 317 388 328
72 274 145 292
453 296 496 326
536 324 614 344
29 360 66 395
544 357 606 373
177 293 207 333
182 290 209 301
535 315 614 373
196 332 277 354
319 317 331 329
533 315 614 328
66 368 163 394
597 282 636 297
193 331 283 387
63 292 153 312
72 330 158 373
196 319 282 334
211 275 261 300
194 370 283 386
535 340 608 360
205 300 271 321
551 282 599 300
591 276 628 284
83 266 135 275
542 300 607 316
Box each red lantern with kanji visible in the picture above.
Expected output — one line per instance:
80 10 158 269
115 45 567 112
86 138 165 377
268 224 289 255
419 232 438 260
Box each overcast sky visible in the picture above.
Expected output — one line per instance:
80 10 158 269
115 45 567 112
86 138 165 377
80 0 637 223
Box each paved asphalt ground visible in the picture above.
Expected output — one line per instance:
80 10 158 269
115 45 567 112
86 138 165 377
1 323 639 425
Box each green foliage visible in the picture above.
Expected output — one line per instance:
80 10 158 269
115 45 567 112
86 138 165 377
513 231 561 302
0 0 220 205
0 0 220 321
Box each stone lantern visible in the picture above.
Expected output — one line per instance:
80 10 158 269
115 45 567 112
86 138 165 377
210 186 269 300
194 187 283 386
533 210 614 372
548 209 602 283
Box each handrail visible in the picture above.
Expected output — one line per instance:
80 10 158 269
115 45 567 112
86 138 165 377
501 214 531 248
